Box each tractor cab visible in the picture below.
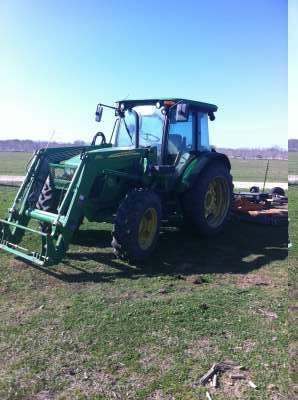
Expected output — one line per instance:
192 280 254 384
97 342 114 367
96 98 217 168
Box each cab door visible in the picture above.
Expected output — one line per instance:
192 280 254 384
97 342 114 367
165 110 196 169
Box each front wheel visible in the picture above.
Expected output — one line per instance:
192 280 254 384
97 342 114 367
112 189 161 262
182 162 233 235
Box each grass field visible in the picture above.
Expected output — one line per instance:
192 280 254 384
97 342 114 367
0 152 32 176
0 152 288 182
289 152 298 175
0 186 289 399
289 186 298 398
230 158 287 183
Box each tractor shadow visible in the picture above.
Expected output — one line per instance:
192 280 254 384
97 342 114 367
147 219 288 275
71 228 112 248
36 217 288 283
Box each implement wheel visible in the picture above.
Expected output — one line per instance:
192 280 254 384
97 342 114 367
182 162 233 235
112 189 161 262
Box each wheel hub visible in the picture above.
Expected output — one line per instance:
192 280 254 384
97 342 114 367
138 208 158 250
204 177 229 228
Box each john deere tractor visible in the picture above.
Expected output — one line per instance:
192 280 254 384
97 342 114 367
0 98 233 266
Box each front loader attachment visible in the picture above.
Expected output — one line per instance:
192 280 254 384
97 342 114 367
0 142 150 267
0 219 55 266
0 145 105 267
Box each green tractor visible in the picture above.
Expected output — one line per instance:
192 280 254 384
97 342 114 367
0 98 233 266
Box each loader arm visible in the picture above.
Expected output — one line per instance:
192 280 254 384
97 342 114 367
0 145 108 266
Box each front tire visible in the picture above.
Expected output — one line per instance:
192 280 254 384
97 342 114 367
112 189 162 262
182 162 233 235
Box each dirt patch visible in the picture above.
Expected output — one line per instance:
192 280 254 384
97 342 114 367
233 273 273 288
10 259 28 271
289 305 298 313
0 284 9 294
139 345 173 373
234 339 256 353
256 308 278 320
289 287 298 300
150 330 180 348
268 385 290 400
55 370 117 399
118 290 149 302
212 369 251 399
289 384 298 400
102 288 152 305
34 391 56 400
185 275 209 285
146 390 175 400
185 337 218 359
52 369 150 400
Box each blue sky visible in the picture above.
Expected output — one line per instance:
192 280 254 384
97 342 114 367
0 0 288 148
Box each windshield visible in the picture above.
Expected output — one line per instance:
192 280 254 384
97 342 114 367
115 105 164 156
115 110 137 147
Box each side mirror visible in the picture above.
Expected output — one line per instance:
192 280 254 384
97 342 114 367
95 105 103 122
175 103 189 122
208 111 216 121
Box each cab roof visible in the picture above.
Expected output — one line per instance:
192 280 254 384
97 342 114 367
116 98 218 113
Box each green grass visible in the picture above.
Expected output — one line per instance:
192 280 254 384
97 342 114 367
0 152 32 175
0 152 288 182
289 151 298 175
0 187 289 399
289 186 298 398
230 158 287 182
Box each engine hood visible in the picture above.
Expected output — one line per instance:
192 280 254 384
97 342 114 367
62 146 152 167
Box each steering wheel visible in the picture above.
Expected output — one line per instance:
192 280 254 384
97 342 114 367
91 132 106 146
140 132 160 143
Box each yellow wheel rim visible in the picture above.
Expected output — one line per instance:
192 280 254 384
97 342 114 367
138 208 158 250
204 177 230 228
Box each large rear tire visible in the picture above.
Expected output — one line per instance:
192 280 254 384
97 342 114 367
36 181 83 234
36 180 58 233
182 162 233 235
112 189 162 262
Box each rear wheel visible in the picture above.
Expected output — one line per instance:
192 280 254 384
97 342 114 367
36 180 58 233
112 189 161 262
36 180 83 233
182 162 233 235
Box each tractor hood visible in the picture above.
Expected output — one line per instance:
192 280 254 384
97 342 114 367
62 146 156 167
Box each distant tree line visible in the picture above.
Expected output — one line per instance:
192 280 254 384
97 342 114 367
215 146 287 160
0 139 288 160
0 139 86 152
289 139 298 152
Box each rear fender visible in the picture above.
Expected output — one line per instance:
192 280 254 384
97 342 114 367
178 151 231 193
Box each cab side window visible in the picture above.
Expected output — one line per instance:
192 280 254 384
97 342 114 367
167 112 194 164
197 112 210 149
